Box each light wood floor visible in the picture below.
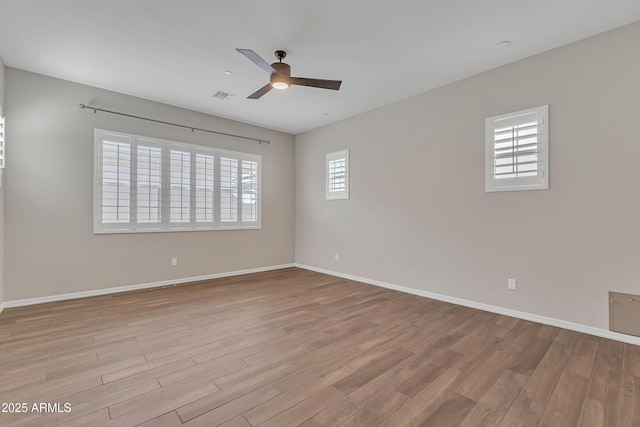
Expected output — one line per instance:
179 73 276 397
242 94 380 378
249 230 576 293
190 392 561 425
0 268 638 426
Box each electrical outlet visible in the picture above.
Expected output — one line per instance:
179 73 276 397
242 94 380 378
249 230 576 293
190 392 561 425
171 258 178 267
334 252 339 260
508 278 517 290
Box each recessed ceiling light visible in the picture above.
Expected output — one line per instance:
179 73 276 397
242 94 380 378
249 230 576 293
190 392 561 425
495 41 512 50
224 70 232 76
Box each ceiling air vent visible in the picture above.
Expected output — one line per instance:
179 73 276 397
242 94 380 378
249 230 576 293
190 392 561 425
212 90 235 101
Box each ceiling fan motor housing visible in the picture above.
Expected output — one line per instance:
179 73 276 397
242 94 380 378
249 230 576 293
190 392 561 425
271 62 291 76
270 62 291 87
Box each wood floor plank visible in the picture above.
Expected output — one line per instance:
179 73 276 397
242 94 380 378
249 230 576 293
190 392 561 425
500 329 579 426
256 386 344 427
243 359 363 426
108 369 223 419
100 381 220 427
158 359 249 388
578 338 623 426
191 341 268 364
56 409 110 427
618 344 640 427
510 335 556 377
28 379 160 426
44 355 148 387
333 347 414 395
379 368 464 427
180 384 281 426
338 389 408 427
395 362 445 398
456 350 514 401
496 321 541 356
459 368 527 427
136 411 183 427
0 268 639 427
174 364 294 422
218 416 252 427
578 397 609 427
310 350 432 426
537 335 599 426
414 392 476 427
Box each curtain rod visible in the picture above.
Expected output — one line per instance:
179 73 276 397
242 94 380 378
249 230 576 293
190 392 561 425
79 103 270 144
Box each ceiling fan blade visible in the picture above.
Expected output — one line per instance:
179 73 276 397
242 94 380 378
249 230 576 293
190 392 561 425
236 49 277 74
247 83 273 99
290 77 342 91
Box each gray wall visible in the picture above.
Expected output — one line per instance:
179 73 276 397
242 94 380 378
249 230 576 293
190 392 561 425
0 56 5 307
295 21 640 331
4 69 295 301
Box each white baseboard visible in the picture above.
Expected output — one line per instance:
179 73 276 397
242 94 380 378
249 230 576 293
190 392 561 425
295 263 640 347
2 264 295 309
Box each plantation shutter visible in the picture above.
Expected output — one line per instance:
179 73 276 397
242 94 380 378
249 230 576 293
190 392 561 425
170 149 191 223
100 136 132 225
326 150 350 200
241 160 258 223
137 144 162 224
485 105 548 192
195 153 214 223
94 129 261 233
220 157 238 223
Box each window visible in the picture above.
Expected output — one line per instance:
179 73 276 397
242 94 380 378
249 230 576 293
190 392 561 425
326 149 349 200
485 105 548 192
94 129 261 233
0 105 5 169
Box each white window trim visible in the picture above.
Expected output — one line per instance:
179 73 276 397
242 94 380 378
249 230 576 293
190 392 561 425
485 105 549 192
0 105 5 170
326 149 349 200
94 129 261 234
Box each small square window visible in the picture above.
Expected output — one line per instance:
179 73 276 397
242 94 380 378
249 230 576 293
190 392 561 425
485 105 548 192
326 149 349 200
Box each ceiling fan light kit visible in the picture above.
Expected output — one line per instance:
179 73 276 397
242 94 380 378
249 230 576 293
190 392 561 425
271 80 290 90
236 48 342 99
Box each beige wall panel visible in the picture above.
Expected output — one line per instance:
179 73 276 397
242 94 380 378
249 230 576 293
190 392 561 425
295 22 640 330
4 69 295 301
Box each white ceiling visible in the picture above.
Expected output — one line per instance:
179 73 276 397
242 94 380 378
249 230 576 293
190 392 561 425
1 1 639 135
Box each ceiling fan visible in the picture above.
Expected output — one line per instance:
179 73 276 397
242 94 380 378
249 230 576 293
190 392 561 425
236 49 342 99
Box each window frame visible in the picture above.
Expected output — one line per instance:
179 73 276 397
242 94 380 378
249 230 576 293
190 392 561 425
326 149 350 200
0 105 5 172
485 105 549 192
94 129 261 234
